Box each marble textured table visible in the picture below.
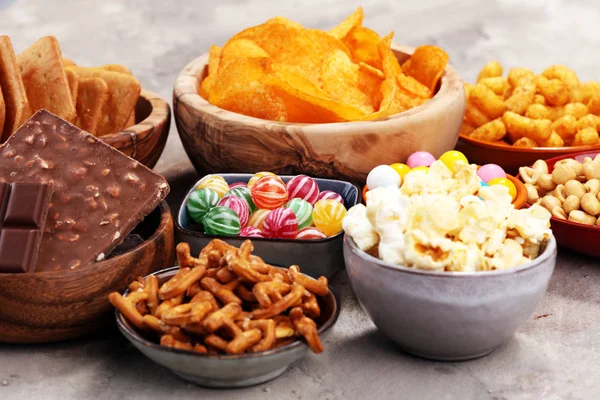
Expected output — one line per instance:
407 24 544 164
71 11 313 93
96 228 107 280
1 0 600 398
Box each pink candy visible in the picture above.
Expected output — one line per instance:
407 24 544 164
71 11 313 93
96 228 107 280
229 182 248 189
239 226 265 238
406 151 436 168
295 227 326 239
286 175 320 205
217 196 249 227
477 164 506 183
262 208 298 239
317 190 344 205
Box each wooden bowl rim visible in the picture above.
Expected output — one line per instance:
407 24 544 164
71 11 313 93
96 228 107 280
173 43 464 129
458 133 600 154
115 266 341 359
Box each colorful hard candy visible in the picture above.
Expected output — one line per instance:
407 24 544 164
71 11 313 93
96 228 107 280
406 151 436 168
262 208 298 239
477 164 507 183
286 175 320 205
248 209 271 230
366 165 401 190
202 206 240 236
312 199 347 237
218 196 249 227
439 150 468 172
239 226 266 238
390 163 411 180
295 227 327 240
225 187 257 213
411 166 429 174
488 177 517 201
247 171 276 189
196 175 229 198
186 188 220 223
285 198 313 229
317 190 344 205
251 176 288 209
229 182 248 189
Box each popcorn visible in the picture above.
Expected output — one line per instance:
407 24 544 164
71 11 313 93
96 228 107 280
342 204 379 251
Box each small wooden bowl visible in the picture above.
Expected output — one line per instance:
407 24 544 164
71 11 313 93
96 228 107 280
0 201 175 344
456 134 600 175
173 44 465 184
102 89 171 169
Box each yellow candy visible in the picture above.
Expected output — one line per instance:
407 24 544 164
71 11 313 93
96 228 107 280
488 177 517 201
411 166 429 173
196 175 229 198
248 171 276 189
248 209 271 230
390 163 411 180
439 150 468 172
312 199 347 237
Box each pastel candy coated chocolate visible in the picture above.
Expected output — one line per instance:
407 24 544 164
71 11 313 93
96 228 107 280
251 176 288 209
187 188 220 223
196 175 229 198
312 199 347 237
317 190 344 205
438 150 468 172
488 177 517 201
366 165 401 190
286 175 320 205
202 206 241 236
295 227 326 240
239 226 265 238
225 187 257 213
477 164 507 183
247 171 276 189
406 151 436 168
285 198 313 229
248 209 271 230
262 208 298 239
217 196 249 227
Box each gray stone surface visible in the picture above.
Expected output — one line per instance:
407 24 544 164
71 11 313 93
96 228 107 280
1 0 600 398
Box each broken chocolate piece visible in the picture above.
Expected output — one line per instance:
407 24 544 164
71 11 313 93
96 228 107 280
107 233 145 259
0 110 170 271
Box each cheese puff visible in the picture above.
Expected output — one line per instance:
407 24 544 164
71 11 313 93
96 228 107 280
469 119 506 142
545 105 566 121
564 102 589 119
588 95 600 116
512 137 538 148
538 132 564 147
573 127 600 146
503 111 552 141
479 77 510 97
525 104 550 120
507 68 535 87
505 83 536 115
551 114 577 140
460 121 476 136
576 114 600 132
582 81 600 103
542 65 581 102
464 101 490 127
533 94 547 105
464 82 473 98
477 60 503 82
469 84 505 119
534 75 569 106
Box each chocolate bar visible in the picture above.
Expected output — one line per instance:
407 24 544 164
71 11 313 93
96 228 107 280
0 110 170 271
0 182 53 273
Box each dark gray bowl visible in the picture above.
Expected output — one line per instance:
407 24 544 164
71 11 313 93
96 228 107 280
176 174 359 278
344 234 557 361
115 267 340 388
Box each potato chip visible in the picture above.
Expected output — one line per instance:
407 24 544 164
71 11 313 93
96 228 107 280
199 75 213 99
0 36 30 140
379 33 401 78
396 73 432 99
65 68 79 107
208 45 222 77
402 45 449 92
220 39 269 66
327 7 364 40
271 16 303 29
75 77 108 135
342 26 382 70
357 62 384 109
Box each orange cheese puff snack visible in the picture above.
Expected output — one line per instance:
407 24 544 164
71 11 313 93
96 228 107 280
552 115 577 140
545 105 566 121
513 137 538 147
503 111 552 141
576 114 600 132
469 83 505 119
464 82 473 98
525 104 550 120
538 132 564 147
460 121 476 136
588 95 600 116
507 67 535 87
534 94 547 105
469 119 506 142
464 101 490 127
573 127 600 146
479 77 510 97
582 81 600 103
534 75 569 106
542 65 581 102
477 60 503 82
564 102 589 119
505 83 536 115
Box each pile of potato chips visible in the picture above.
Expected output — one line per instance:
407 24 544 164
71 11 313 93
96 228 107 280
199 8 449 123
0 35 140 141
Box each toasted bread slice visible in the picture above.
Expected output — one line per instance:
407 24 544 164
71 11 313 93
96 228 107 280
75 77 108 136
65 68 79 107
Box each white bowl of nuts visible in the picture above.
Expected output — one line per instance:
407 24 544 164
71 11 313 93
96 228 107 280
519 151 600 257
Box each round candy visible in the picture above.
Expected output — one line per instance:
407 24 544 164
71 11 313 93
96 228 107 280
317 190 344 205
390 163 411 180
251 176 288 209
488 177 517 201
247 171 276 189
285 198 313 229
217 196 249 227
202 206 240 236
312 199 347 237
406 151 436 168
477 164 507 183
439 150 468 172
286 175 320 205
295 227 326 240
186 188 220 223
225 187 257 213
366 165 401 190
229 182 247 189
248 209 271 230
196 175 229 198
239 226 265 238
262 208 298 239
411 166 429 174
480 181 489 187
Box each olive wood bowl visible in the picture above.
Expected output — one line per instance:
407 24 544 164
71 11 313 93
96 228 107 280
173 44 465 184
0 201 174 343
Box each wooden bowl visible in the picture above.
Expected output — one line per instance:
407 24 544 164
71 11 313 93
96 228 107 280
173 44 465 184
0 201 175 344
101 89 171 169
456 134 600 176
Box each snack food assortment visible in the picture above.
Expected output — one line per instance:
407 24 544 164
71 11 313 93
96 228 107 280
199 8 449 123
109 240 329 354
462 61 600 148
186 173 347 239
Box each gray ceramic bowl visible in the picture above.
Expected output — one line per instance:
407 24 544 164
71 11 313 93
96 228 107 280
177 173 359 278
343 234 557 361
115 267 340 388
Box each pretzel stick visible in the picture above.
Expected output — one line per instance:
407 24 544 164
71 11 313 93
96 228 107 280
301 291 321 318
251 284 305 319
159 265 206 300
226 328 262 354
243 319 276 352
161 301 212 325
201 277 242 305
142 315 191 342
143 275 160 315
205 334 228 352
288 265 328 296
215 266 236 283
154 294 184 319
290 307 323 353
203 303 242 332
190 290 219 311
252 280 291 308
109 292 145 330
161 334 194 351
234 284 257 302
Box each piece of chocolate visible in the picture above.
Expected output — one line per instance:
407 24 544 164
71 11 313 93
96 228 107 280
107 233 145 259
0 110 170 272
0 182 53 273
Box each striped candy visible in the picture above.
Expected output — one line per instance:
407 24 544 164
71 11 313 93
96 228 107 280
202 206 240 236
295 227 327 240
262 208 298 239
229 182 248 189
225 187 257 213
312 199 347 237
196 175 229 198
186 188 220 223
248 209 271 230
317 190 344 205
239 226 266 238
285 198 313 229
218 196 249 227
286 175 320 205
251 176 288 209
247 171 276 189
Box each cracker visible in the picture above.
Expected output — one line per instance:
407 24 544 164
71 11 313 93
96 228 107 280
98 64 132 75
17 36 75 122
0 36 30 141
65 68 79 107
75 77 108 136
67 66 140 135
